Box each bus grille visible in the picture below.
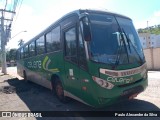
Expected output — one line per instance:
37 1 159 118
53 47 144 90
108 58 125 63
117 78 144 88
121 85 144 96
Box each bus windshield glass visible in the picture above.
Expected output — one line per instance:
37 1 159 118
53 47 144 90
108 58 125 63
88 13 145 65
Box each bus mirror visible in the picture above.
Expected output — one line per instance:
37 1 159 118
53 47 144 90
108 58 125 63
80 16 91 41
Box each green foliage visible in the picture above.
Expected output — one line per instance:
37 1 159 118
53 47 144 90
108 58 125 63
138 24 160 35
6 48 17 62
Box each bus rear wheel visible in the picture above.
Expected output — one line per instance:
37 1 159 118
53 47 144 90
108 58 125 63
23 71 28 82
55 80 70 103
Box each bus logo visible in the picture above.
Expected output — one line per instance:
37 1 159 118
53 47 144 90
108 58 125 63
42 56 59 73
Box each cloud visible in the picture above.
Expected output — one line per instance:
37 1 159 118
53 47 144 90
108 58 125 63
154 11 160 17
148 10 160 26
135 10 160 29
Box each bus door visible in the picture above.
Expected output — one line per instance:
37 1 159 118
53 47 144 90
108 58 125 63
63 22 92 103
78 23 93 104
63 25 82 97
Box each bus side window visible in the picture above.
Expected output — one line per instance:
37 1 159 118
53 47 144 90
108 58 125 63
24 45 29 58
29 41 35 57
64 27 78 64
46 31 52 52
78 24 87 69
46 26 61 53
36 36 45 55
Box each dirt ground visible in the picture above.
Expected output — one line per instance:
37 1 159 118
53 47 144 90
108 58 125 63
0 67 160 120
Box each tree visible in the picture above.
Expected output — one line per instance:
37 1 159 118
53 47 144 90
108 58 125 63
18 39 24 47
138 29 143 33
158 25 160 30
9 49 17 61
6 49 17 62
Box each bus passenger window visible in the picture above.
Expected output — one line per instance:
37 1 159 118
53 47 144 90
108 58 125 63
24 45 29 58
29 41 35 57
46 32 52 52
36 36 45 55
46 26 61 53
65 27 77 64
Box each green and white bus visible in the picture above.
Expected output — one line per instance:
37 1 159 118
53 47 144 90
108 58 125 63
17 9 148 108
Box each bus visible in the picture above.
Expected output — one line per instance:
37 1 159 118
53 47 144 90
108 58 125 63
16 9 148 108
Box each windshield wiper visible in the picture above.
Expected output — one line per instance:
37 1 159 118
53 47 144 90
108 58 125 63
113 27 130 70
114 36 123 68
122 28 144 64
122 29 131 53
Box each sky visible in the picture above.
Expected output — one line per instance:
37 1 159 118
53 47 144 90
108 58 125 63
0 0 160 49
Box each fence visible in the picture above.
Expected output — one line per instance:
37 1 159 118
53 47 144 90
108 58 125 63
143 48 160 70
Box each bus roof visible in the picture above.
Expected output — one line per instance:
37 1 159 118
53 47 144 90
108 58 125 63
18 9 131 50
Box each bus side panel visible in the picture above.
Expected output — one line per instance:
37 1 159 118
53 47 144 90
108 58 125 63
17 60 24 77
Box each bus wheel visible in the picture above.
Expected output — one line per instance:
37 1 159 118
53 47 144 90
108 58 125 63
55 80 70 103
23 71 28 82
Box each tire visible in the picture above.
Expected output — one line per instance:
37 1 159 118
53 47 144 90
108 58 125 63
23 71 28 82
55 80 70 103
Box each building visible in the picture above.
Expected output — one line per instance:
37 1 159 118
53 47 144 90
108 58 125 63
155 35 160 47
139 33 150 49
139 33 160 49
138 33 160 70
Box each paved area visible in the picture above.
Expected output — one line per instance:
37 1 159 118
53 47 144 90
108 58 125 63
148 71 160 79
136 71 160 109
0 67 160 120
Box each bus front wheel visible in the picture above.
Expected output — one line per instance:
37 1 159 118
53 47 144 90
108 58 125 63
55 80 70 103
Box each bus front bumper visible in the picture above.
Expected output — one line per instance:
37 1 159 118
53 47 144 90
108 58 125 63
92 77 148 108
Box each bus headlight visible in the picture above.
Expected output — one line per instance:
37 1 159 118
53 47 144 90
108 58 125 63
92 76 114 89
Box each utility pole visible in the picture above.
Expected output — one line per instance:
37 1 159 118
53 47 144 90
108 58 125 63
1 11 7 74
0 9 15 74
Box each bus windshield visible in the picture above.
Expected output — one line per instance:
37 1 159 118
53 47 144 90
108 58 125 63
88 14 145 65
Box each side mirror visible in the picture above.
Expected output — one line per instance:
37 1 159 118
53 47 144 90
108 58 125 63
80 15 91 41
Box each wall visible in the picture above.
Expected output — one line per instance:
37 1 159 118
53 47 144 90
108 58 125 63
143 48 160 70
